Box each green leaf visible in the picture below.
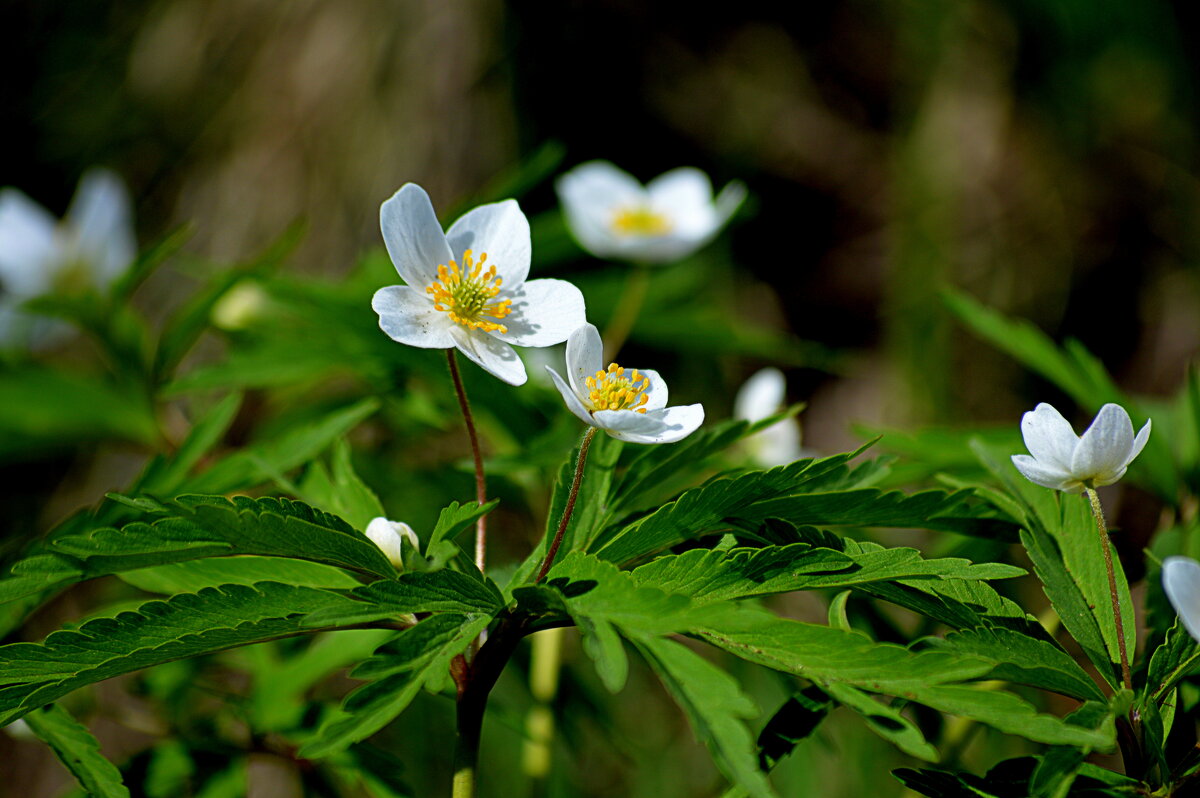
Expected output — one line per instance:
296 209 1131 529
134 393 243 498
0 495 395 606
300 613 490 757
303 571 506 627
754 687 833 772
821 682 939 762
635 637 777 798
23 703 131 798
0 582 361 724
923 627 1106 701
1147 618 1200 701
296 439 387 533
597 452 1017 564
180 398 379 495
694 604 1115 750
119 556 362 594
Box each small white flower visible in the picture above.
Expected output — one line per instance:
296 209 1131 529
371 183 586 386
1011 403 1151 493
365 517 420 570
1164 556 1200 643
556 161 745 264
0 169 135 346
734 367 804 467
545 323 704 444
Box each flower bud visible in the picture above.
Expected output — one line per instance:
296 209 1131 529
365 517 419 570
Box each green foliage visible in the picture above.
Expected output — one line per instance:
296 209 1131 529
24 703 131 798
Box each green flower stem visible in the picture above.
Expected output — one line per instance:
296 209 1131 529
601 265 650 363
1084 485 1132 691
535 427 596 583
447 349 489 573
521 626 566 792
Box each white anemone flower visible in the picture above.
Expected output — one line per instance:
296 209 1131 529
365 517 420 570
734 367 804 467
1011 403 1151 493
545 323 704 444
555 161 746 264
1163 556 1200 644
371 183 586 386
0 169 135 346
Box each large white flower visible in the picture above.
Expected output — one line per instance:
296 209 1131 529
546 323 704 444
371 183 586 386
734 367 804 467
1011 403 1151 493
0 169 135 346
555 161 745 264
1163 556 1200 644
365 517 420 570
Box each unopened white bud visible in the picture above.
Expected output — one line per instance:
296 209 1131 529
365 517 419 570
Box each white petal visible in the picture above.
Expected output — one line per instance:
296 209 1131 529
1124 418 1152 469
734 368 786 423
450 326 526 386
749 421 805 468
1020 403 1079 471
565 323 605 395
556 162 645 259
1164 556 1200 644
492 278 586 347
546 366 596 427
372 285 455 348
446 199 531 287
647 168 717 235
638 369 668 411
365 517 411 569
1072 404 1135 483
65 168 135 288
1011 454 1076 491
714 180 748 225
594 404 704 444
0 188 58 297
380 184 453 289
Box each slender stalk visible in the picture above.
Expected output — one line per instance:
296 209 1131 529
1085 485 1133 691
535 427 597 583
601 265 650 363
447 349 488 573
522 627 566 795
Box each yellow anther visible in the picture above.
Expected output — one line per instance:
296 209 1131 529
585 360 652 414
425 250 511 333
611 205 673 237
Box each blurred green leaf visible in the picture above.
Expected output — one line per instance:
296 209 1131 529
23 703 130 798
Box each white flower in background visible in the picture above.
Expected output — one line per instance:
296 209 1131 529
372 183 586 386
734 367 804 467
1011 403 1151 493
0 169 135 346
211 281 271 331
546 323 704 444
365 517 420 570
1163 556 1200 644
556 161 745 264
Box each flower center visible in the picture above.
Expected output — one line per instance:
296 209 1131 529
584 363 650 413
425 249 512 334
611 206 672 237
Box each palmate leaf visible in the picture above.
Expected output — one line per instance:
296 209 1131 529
0 582 364 725
0 495 396 606
24 703 130 798
300 612 491 758
595 452 1019 564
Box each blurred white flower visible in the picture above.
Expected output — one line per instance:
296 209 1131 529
3 718 34 741
0 169 135 346
211 281 271 331
556 161 745 264
1163 556 1200 644
734 368 804 467
365 517 420 570
546 323 704 444
1011 403 1151 493
372 184 586 386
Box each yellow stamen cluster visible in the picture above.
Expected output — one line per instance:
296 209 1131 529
585 363 650 414
425 249 512 333
611 206 672 237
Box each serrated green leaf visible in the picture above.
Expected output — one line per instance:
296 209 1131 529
300 613 489 757
119 556 362 594
1148 618 1200 701
924 627 1106 701
303 571 505 627
24 703 130 798
0 495 395 606
0 582 361 724
635 637 777 798
822 681 939 762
